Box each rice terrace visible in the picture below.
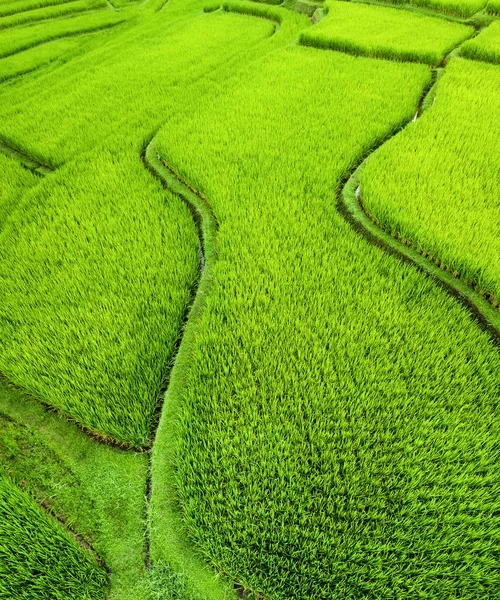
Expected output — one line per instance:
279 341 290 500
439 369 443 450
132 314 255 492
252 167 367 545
0 0 499 592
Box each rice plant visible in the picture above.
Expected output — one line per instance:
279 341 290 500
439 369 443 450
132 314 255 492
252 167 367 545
0 475 109 599
151 45 500 599
0 0 107 31
461 19 500 63
299 1 474 64
361 57 500 304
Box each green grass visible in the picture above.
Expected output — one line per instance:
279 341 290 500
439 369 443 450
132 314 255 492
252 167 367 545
0 474 109 599
1 0 499 597
0 37 89 83
402 0 486 18
0 0 107 30
0 9 126 58
0 378 150 600
0 10 285 446
299 1 473 64
0 0 83 18
0 152 38 227
461 19 500 62
487 0 500 13
150 42 500 598
361 57 500 305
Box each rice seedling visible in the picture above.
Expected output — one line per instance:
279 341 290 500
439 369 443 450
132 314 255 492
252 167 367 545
150 44 500 599
299 1 474 64
0 152 37 227
0 36 90 83
0 0 107 30
361 57 500 304
487 0 500 13
0 474 109 599
0 0 85 19
461 19 500 62
0 9 126 58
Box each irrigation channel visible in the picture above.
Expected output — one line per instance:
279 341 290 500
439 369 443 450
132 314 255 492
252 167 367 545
0 4 499 596
333 19 500 346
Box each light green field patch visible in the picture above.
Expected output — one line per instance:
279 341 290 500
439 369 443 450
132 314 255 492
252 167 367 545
407 0 487 18
487 0 500 13
0 475 109 599
0 36 80 82
300 1 474 64
361 58 500 303
0 9 125 58
0 0 106 30
0 152 37 227
0 0 83 18
461 20 500 63
152 43 500 598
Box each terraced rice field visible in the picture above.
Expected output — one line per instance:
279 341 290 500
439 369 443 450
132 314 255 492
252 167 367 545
0 0 498 597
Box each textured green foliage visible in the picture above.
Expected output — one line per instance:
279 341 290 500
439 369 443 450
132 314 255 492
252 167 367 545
0 37 82 82
1 0 499 598
0 11 277 446
461 20 500 63
0 0 84 18
0 152 37 227
300 2 473 64
0 412 97 539
0 152 199 446
361 58 500 303
0 0 106 30
153 45 500 599
0 475 108 599
487 0 500 13
404 0 487 17
0 9 125 58
0 379 150 600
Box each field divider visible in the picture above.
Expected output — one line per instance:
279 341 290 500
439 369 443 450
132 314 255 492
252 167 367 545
142 140 238 600
337 65 500 343
0 410 111 582
0 18 125 59
0 137 55 175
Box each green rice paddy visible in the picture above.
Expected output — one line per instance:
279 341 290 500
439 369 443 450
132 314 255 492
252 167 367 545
0 0 499 596
300 1 474 64
461 18 500 61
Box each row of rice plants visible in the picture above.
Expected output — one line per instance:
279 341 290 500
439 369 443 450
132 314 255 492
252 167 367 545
0 9 295 446
0 378 150 600
0 152 38 226
299 1 474 64
361 57 500 305
461 19 500 62
0 474 109 599
0 34 106 83
0 0 83 18
488 0 500 12
151 44 500 598
0 0 107 31
390 0 487 18
0 9 126 58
